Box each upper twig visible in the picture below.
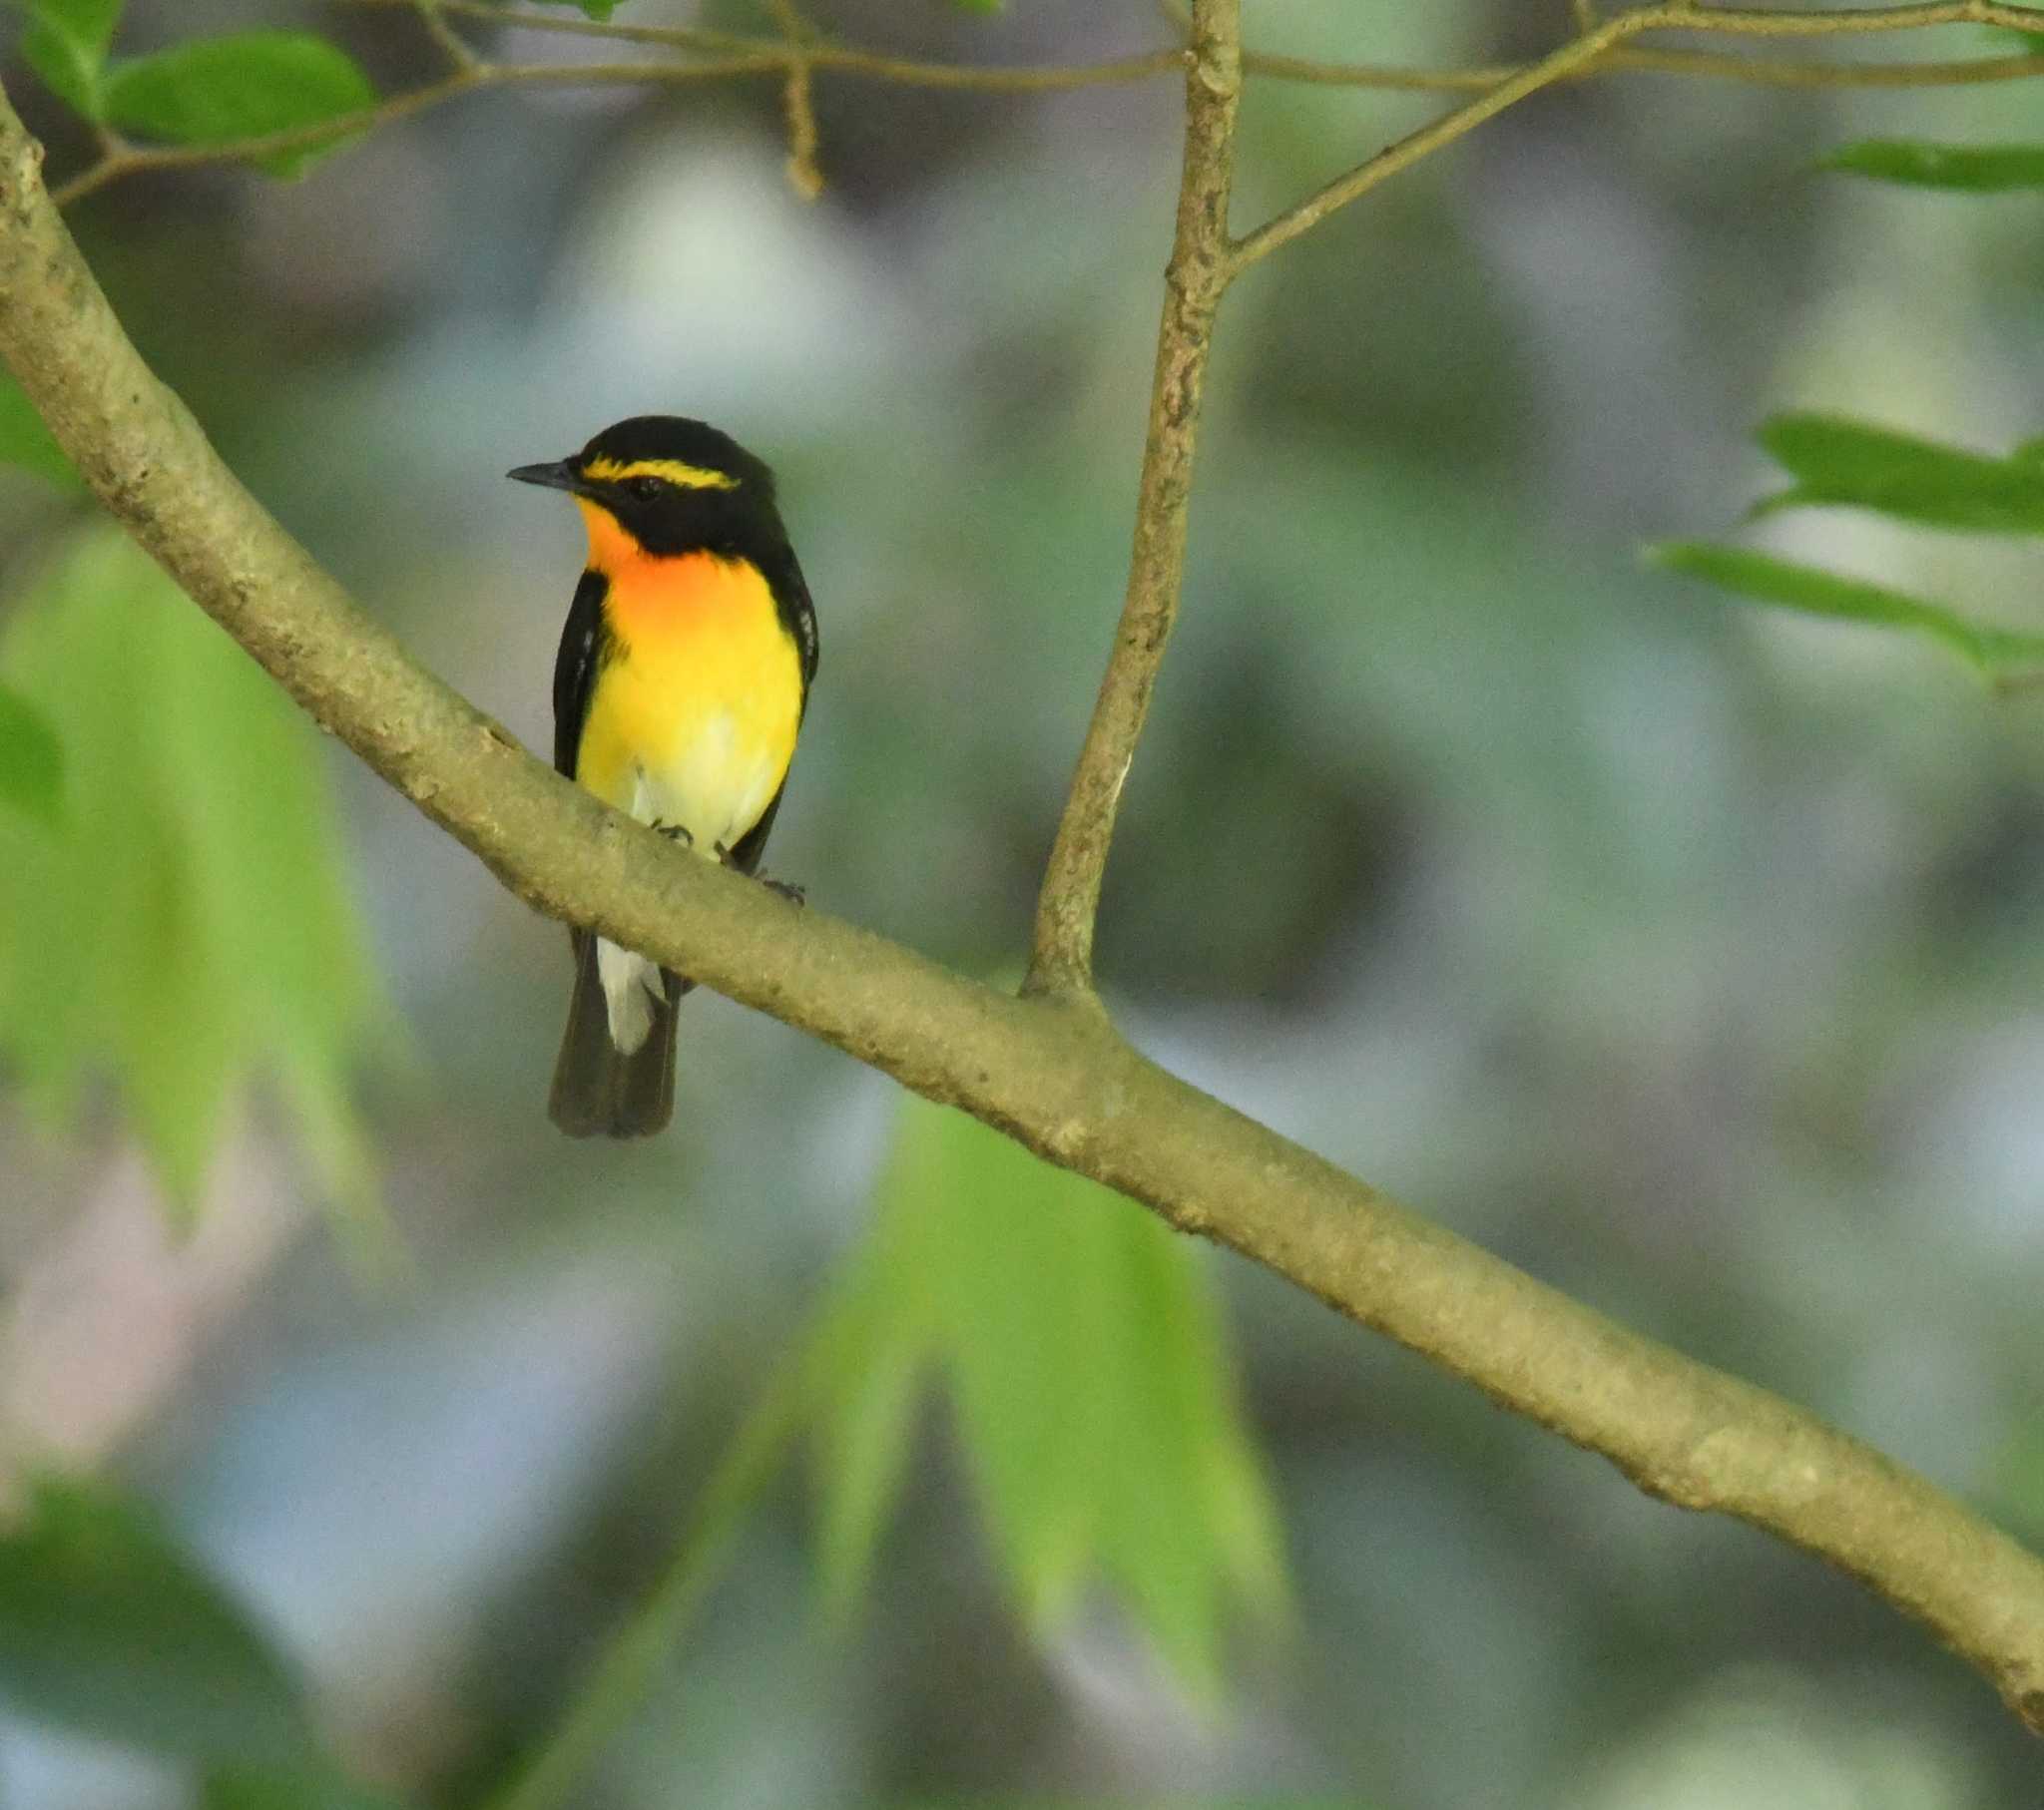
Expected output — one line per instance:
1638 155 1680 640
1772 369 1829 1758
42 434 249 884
38 0 2044 204
1228 1 2044 269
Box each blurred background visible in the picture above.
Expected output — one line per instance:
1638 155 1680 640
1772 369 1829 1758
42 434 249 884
4 0 2044 1804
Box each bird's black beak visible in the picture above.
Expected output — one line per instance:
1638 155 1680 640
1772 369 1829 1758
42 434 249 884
506 459 586 495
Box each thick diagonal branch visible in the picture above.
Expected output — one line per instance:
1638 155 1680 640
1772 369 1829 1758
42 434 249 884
3 80 2044 1739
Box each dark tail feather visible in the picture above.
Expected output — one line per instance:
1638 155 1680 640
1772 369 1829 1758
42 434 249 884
548 932 679 1138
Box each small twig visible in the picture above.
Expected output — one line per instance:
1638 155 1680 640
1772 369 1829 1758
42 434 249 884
764 0 824 199
408 0 479 71
1611 45 2044 87
356 0 768 57
351 0 2044 92
1229 10 1635 274
1222 0 2044 273
779 61 823 198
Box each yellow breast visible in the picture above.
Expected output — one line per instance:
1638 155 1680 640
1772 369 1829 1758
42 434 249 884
573 544 803 853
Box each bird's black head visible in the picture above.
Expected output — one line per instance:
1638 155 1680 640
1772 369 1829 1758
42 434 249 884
508 415 783 560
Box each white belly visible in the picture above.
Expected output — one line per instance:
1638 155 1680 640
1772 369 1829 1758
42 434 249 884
596 728 784 1054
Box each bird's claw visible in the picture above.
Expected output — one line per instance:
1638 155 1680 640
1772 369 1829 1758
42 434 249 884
657 825 801 903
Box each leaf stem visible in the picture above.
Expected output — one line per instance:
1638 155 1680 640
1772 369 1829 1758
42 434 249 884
483 1346 817 1810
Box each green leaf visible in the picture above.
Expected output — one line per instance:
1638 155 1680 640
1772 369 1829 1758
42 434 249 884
203 1760 415 1810
809 1096 1286 1688
0 374 84 489
0 685 63 827
0 526 394 1227
1821 140 2044 194
103 33 376 179
20 0 126 120
1751 413 2044 535
0 1476 313 1765
530 0 619 18
809 1278 926 1615
1649 542 2044 676
1990 1415 2044 1545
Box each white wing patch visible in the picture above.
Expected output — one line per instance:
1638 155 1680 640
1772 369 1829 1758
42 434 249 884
597 768 668 1053
597 936 665 1055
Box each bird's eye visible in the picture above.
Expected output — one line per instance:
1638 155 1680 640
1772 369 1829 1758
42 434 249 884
626 475 664 502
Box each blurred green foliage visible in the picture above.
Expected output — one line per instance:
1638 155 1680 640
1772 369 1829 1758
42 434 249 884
0 1478 416 1806
19 0 123 117
0 1476 312 1766
1749 414 2044 533
1652 543 2044 677
806 1097 1284 1688
1822 140 2044 193
201 1765 414 1810
1659 414 2044 677
0 374 80 490
0 683 63 826
0 527 390 1220
20 0 373 174
98 33 375 176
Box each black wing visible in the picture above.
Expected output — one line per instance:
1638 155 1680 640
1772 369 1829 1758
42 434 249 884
761 537 819 710
726 537 817 877
552 568 609 778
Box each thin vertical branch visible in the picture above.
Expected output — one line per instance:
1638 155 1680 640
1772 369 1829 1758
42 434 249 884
1025 0 1238 998
764 0 823 197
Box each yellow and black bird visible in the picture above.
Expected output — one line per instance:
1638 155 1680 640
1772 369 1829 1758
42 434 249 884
510 416 818 1138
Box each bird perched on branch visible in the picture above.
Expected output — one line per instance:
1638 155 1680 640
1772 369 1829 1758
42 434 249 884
510 416 818 1138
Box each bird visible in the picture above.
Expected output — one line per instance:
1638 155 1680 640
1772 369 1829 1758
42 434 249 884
509 416 819 1138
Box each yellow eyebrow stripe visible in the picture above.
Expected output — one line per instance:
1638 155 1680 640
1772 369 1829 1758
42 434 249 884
581 455 739 491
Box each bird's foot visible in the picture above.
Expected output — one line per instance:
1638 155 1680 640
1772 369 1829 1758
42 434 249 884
651 819 695 847
762 877 806 907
